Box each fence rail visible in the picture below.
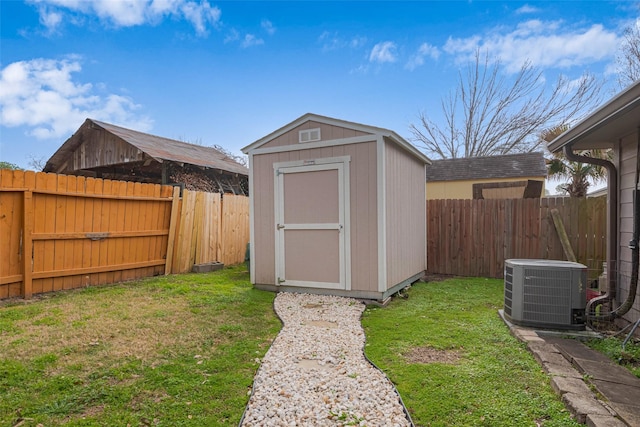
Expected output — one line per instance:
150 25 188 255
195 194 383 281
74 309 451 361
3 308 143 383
426 197 607 279
0 170 249 299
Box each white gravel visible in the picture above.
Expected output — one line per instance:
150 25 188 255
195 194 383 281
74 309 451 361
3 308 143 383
240 292 411 427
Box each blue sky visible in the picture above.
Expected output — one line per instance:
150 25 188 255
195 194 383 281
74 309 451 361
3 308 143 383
1 1 638 171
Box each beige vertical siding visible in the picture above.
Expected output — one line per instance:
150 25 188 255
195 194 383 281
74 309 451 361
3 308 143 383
384 139 427 288
617 131 640 324
251 141 379 291
261 121 371 149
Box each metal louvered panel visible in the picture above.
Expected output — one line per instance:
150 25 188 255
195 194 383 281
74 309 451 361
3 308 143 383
503 259 586 330
504 265 513 317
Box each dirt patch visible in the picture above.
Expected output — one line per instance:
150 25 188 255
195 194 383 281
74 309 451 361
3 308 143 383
421 274 458 283
404 346 461 364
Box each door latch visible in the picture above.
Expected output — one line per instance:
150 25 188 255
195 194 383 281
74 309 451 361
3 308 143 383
277 224 285 230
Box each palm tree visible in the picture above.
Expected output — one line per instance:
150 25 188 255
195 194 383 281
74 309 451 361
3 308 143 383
542 125 609 197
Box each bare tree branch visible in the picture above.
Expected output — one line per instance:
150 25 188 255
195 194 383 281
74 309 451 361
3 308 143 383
617 21 640 88
410 50 602 159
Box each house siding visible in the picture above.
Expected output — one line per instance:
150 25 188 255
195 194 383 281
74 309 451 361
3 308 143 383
385 139 427 287
426 177 546 200
617 130 640 325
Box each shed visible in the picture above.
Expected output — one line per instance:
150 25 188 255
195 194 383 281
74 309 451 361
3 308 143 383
44 118 249 195
242 113 431 301
425 152 547 200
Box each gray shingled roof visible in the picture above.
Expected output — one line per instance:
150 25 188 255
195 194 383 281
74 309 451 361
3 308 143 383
425 152 547 182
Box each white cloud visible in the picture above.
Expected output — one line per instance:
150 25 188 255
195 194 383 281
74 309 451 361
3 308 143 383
369 41 397 63
515 4 540 14
224 28 240 43
405 42 440 70
444 20 619 73
318 31 367 52
261 19 275 35
0 57 152 140
27 0 221 36
241 34 264 48
180 1 221 36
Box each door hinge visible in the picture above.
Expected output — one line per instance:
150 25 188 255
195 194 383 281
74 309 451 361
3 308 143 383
277 277 285 284
277 224 285 230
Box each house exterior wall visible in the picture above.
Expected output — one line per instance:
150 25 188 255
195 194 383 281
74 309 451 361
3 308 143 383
617 130 640 325
425 176 546 200
261 121 371 149
251 141 379 293
384 139 427 288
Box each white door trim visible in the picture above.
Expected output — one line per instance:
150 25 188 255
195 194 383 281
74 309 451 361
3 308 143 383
273 156 351 290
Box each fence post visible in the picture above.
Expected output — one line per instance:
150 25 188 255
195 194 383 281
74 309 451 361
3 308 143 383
165 186 180 275
22 190 33 299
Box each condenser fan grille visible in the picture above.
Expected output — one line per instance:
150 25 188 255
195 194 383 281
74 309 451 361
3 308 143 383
522 268 571 324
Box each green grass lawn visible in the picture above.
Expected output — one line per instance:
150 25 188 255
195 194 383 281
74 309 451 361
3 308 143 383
362 277 581 427
0 265 280 426
1 269 593 426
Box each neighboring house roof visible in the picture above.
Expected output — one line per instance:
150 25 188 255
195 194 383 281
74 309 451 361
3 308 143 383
548 79 640 152
241 112 431 164
587 187 608 198
44 118 248 176
425 152 547 182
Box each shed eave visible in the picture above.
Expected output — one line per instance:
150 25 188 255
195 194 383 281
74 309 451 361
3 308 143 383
242 112 431 165
548 79 640 153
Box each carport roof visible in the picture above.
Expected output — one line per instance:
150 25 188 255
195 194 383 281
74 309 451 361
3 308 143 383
44 118 248 175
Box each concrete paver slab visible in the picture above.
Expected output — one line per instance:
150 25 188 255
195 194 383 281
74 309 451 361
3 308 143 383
592 379 640 408
576 360 640 387
547 338 613 364
586 414 628 427
613 404 640 427
561 393 611 424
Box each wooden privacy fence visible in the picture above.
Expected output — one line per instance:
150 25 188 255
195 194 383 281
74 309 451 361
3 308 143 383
0 170 249 299
427 197 607 279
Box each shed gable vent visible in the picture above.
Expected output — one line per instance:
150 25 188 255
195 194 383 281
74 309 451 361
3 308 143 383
299 128 321 143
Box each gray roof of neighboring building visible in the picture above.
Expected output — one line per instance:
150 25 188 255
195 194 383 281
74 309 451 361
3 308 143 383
425 152 547 182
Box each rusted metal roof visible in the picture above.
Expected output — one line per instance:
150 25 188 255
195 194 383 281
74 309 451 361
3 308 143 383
45 118 248 176
92 120 248 175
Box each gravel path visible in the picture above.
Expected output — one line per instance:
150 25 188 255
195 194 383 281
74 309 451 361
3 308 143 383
240 292 412 427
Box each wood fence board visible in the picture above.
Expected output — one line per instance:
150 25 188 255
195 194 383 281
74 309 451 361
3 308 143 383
426 197 606 279
2 171 248 299
71 176 85 288
82 178 95 286
122 180 136 277
165 186 180 274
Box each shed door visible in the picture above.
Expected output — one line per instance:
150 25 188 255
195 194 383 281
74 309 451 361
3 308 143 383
275 162 347 290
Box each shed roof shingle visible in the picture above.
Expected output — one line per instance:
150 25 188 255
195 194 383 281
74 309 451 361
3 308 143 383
425 152 547 182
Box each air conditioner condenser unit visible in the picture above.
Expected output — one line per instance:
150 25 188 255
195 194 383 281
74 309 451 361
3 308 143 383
504 259 586 330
